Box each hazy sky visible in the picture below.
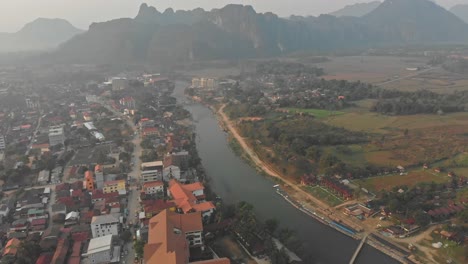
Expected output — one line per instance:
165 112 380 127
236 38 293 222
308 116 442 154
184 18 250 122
0 0 465 32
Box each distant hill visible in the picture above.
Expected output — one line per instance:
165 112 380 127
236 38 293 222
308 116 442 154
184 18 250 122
362 0 468 42
0 18 83 53
450 4 468 23
51 0 468 64
329 1 381 17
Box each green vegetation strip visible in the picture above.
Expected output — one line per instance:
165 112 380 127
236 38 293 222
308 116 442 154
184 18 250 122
284 108 345 119
303 186 344 207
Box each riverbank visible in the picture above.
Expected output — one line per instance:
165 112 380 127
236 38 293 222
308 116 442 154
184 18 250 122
177 81 402 264
218 104 363 229
217 103 411 263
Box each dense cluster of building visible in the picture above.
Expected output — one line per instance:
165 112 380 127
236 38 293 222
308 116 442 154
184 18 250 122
0 70 233 264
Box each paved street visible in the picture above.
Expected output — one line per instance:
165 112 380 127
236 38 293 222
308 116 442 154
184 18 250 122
102 100 143 263
125 120 143 263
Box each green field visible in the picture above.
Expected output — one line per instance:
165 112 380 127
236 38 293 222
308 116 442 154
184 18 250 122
327 111 468 133
304 186 344 206
284 108 345 119
354 170 448 192
456 187 468 202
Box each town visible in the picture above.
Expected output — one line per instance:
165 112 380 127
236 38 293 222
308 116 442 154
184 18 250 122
0 71 237 264
1 1 468 263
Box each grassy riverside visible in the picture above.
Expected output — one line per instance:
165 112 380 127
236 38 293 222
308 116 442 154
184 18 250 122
303 186 344 207
283 108 345 119
354 170 448 192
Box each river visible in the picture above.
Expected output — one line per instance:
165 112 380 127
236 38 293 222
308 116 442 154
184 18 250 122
173 81 399 264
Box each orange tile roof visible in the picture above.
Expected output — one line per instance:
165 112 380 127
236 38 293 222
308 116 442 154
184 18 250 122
182 182 204 192
168 211 203 232
144 210 190 264
168 180 213 214
3 238 20 256
192 202 216 213
169 180 197 201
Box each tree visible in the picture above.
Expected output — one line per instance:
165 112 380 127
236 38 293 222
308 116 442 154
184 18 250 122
414 210 431 226
140 138 154 149
53 213 66 224
134 240 145 259
265 219 279 234
120 230 132 242
388 198 400 212
271 248 290 264
222 204 236 219
0 255 15 264
458 209 468 223
95 150 108 164
278 228 295 243
119 152 131 163
140 150 158 162
123 142 134 153
19 155 29 164
15 240 42 264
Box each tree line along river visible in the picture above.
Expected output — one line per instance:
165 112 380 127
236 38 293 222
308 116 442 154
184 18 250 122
173 81 399 264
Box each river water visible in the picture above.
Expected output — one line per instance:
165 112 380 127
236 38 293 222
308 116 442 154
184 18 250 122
173 81 399 264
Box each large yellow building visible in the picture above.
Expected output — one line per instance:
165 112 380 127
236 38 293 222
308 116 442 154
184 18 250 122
103 180 126 194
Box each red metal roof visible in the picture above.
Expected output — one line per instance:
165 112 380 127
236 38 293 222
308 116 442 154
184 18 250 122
72 232 89 242
36 253 53 264
31 218 47 226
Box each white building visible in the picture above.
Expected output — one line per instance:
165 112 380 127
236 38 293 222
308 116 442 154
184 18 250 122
0 135 5 150
91 131 105 141
0 204 10 217
191 77 218 89
48 126 65 146
84 235 120 264
86 95 99 103
84 122 97 131
141 161 163 182
25 98 40 109
142 181 164 195
163 165 181 181
37 170 50 185
111 78 128 91
91 214 120 238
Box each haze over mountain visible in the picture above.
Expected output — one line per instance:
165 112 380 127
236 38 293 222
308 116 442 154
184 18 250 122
51 0 468 64
362 0 468 42
0 18 83 53
329 1 381 17
450 4 468 23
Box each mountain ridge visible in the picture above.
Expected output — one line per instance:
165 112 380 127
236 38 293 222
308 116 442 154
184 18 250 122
450 4 468 23
329 1 381 17
51 0 468 64
0 18 83 53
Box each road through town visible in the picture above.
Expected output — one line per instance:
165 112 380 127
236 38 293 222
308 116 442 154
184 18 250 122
103 101 142 263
